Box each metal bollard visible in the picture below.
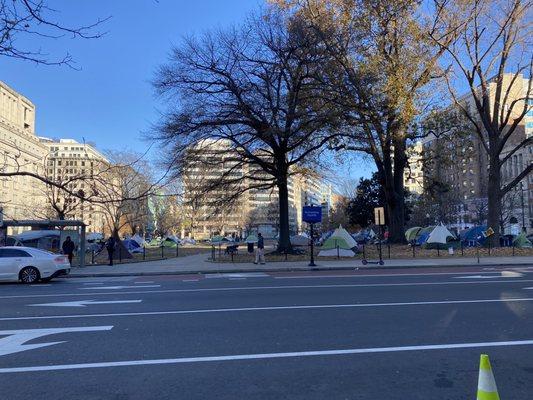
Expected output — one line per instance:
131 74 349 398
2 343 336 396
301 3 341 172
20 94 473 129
143 246 146 260
460 241 464 256
387 244 391 259
412 243 415 258
119 247 122 263
91 250 95 264
161 245 164 259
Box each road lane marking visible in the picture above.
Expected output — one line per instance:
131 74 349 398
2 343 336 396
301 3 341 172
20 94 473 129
274 271 515 279
2 279 533 300
80 285 160 290
2 339 533 373
182 280 198 282
3 297 533 321
135 281 154 284
29 284 51 287
206 273 269 278
454 275 504 279
0 326 112 357
29 300 142 307
83 283 104 285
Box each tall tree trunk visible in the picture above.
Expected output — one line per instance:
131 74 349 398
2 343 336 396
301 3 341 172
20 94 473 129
487 157 502 246
276 175 292 253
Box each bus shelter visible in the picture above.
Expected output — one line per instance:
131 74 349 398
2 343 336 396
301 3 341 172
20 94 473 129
0 220 87 267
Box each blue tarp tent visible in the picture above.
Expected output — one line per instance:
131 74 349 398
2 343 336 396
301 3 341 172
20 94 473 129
415 226 434 246
123 239 142 253
460 226 487 246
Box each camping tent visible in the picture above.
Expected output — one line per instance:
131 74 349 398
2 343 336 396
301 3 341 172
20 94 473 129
405 227 422 242
427 224 455 244
245 234 258 243
131 234 146 247
180 237 196 246
123 239 142 253
330 225 357 249
513 233 532 248
460 226 487 246
87 232 104 241
415 226 435 245
291 234 310 246
162 237 178 247
318 235 356 257
146 238 161 247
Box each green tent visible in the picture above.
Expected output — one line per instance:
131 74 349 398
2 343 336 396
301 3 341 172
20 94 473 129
513 233 532 248
321 236 350 250
211 235 224 244
245 234 258 243
161 238 177 248
146 238 161 247
405 227 422 242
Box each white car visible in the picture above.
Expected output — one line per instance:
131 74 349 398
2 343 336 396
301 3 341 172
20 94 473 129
0 247 71 283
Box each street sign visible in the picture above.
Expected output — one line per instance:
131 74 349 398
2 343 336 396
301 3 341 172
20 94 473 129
302 206 322 224
374 207 385 226
484 227 495 237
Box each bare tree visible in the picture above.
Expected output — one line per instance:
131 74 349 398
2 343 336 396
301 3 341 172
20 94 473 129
95 151 154 238
274 0 453 243
0 0 108 66
429 0 532 244
152 10 341 252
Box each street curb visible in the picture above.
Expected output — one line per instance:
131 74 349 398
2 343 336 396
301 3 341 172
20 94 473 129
66 261 533 278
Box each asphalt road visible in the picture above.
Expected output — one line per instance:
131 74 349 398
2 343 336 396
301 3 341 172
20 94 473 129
1 266 533 399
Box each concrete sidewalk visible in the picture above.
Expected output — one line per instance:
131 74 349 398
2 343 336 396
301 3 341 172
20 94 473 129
67 252 533 277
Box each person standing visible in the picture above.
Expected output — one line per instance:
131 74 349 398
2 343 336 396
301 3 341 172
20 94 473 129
254 232 265 265
105 236 116 266
62 236 75 266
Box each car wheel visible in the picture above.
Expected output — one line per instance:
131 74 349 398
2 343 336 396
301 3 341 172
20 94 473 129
19 267 40 284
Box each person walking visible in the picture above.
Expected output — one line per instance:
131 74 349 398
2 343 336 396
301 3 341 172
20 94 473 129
105 236 116 266
254 232 265 265
62 236 75 266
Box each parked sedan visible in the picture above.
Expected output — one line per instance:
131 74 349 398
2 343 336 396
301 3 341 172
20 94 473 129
0 247 70 283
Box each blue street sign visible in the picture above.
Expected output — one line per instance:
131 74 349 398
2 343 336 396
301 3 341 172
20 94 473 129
302 206 322 224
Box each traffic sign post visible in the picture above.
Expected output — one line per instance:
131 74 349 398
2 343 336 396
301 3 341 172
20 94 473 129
309 223 316 267
362 206 386 266
303 206 322 268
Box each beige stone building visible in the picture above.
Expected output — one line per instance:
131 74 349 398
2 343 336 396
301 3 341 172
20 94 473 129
39 138 109 233
0 81 48 233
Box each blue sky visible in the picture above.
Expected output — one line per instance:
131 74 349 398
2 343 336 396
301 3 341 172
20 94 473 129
3 0 372 186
